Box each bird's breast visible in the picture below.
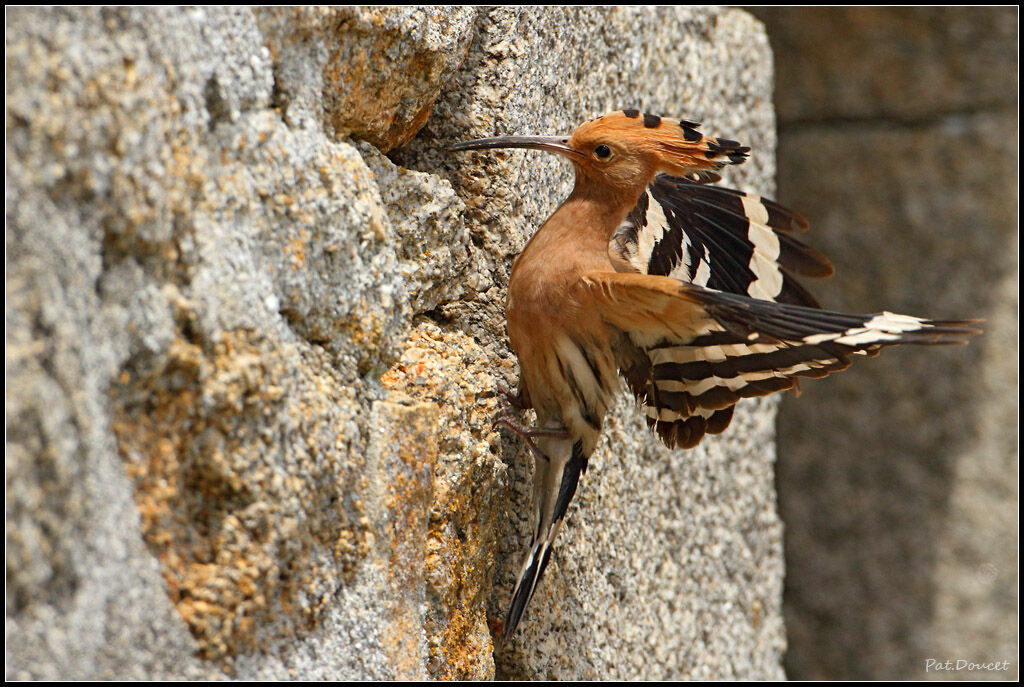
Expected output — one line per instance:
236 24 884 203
506 269 620 451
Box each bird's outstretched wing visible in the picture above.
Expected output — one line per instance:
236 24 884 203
584 272 980 449
605 175 829 446
609 174 833 307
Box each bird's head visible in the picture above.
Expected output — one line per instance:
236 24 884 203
450 109 748 199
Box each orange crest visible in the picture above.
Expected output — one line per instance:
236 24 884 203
569 109 749 178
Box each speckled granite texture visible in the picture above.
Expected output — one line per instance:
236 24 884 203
7 7 784 679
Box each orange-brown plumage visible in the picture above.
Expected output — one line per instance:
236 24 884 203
450 109 979 645
504 111 751 448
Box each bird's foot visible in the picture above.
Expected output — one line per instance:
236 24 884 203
494 416 570 439
493 416 569 464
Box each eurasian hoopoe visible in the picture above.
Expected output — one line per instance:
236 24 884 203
450 109 979 645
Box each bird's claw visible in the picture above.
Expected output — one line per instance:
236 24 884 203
493 416 570 464
493 415 569 440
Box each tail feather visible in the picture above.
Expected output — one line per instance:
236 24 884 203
500 437 587 645
502 529 555 646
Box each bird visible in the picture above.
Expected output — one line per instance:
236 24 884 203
449 109 979 645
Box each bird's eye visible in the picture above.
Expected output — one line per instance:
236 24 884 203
594 144 613 160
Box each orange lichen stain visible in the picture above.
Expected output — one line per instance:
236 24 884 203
317 9 442 152
111 330 370 664
283 229 310 269
382 321 506 680
377 400 440 679
424 477 498 680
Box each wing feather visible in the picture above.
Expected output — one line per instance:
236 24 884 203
604 173 838 446
585 272 980 449
608 174 833 306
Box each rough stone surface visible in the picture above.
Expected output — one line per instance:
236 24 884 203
752 7 1018 682
7 6 784 680
257 7 476 151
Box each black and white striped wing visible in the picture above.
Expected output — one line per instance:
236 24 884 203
643 284 978 448
586 272 979 451
606 175 835 444
609 174 833 308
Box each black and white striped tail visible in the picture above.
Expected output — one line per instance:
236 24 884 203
501 436 588 645
639 284 981 449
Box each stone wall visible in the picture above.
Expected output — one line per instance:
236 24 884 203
6 7 786 680
752 7 1018 681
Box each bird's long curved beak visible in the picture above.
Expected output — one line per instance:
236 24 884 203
448 135 584 161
